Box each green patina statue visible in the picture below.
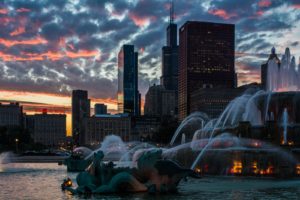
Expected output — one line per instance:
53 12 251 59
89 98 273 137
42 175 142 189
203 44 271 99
62 149 200 194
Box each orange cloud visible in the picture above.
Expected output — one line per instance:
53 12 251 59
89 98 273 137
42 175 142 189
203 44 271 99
16 8 31 13
0 8 8 15
208 9 237 20
65 49 100 58
1 49 100 62
41 51 64 61
10 26 26 36
0 36 47 47
256 11 264 17
129 13 156 27
0 51 43 61
67 43 75 51
0 17 14 25
236 62 261 86
140 47 145 54
292 4 300 9
258 0 272 8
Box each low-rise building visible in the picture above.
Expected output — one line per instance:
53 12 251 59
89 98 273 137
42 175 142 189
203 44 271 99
0 102 23 127
131 116 161 141
84 114 131 145
27 111 67 147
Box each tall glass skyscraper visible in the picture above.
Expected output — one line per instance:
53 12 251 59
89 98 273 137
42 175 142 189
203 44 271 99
178 21 235 121
118 45 140 116
161 1 178 92
72 90 90 145
160 1 178 115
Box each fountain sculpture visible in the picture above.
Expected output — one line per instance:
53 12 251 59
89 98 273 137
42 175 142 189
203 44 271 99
62 149 200 194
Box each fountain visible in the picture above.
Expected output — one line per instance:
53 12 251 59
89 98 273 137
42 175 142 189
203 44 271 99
282 108 289 145
64 135 130 171
267 47 300 92
0 152 10 164
170 112 209 145
0 152 9 170
167 47 300 177
62 47 300 195
63 147 93 172
85 135 128 161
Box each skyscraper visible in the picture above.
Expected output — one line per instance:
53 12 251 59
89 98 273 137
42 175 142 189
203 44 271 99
72 90 90 145
161 0 178 93
94 103 108 115
118 45 140 116
178 21 235 121
144 84 176 117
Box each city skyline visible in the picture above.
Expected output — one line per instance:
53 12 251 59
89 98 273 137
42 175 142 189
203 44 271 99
0 0 300 134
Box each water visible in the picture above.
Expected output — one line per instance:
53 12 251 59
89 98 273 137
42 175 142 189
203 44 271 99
85 135 128 161
1 163 300 200
267 47 300 92
170 112 209 146
282 108 289 145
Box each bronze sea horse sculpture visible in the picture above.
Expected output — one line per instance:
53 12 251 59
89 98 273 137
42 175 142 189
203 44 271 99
62 149 201 194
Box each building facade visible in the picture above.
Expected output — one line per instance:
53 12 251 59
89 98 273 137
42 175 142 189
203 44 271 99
31 112 66 147
144 84 176 117
0 102 23 127
94 104 108 115
118 45 140 116
161 3 178 114
161 13 178 91
178 21 235 121
131 116 161 141
190 84 260 119
72 90 90 145
84 115 131 145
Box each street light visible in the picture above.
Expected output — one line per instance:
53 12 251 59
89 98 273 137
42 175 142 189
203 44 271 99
15 138 19 154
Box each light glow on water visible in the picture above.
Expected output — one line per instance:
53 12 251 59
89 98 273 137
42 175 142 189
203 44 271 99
1 163 300 199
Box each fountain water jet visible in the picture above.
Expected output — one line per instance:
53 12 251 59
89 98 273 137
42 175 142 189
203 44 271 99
181 133 186 144
282 108 289 145
267 47 300 92
170 112 209 146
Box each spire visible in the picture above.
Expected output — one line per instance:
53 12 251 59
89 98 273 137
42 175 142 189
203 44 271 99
271 47 275 55
169 0 174 24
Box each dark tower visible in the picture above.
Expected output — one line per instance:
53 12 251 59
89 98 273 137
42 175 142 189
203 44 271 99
72 90 90 145
118 45 140 116
161 0 178 114
178 21 235 121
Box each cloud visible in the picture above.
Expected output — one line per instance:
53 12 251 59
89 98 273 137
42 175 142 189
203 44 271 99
258 0 272 8
0 0 299 112
0 36 47 47
10 27 26 36
16 8 31 13
0 9 8 14
208 9 237 20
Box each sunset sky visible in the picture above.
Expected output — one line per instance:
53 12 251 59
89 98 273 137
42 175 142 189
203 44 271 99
0 0 300 135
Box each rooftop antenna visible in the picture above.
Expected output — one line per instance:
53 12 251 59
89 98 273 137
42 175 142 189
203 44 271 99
169 0 174 24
